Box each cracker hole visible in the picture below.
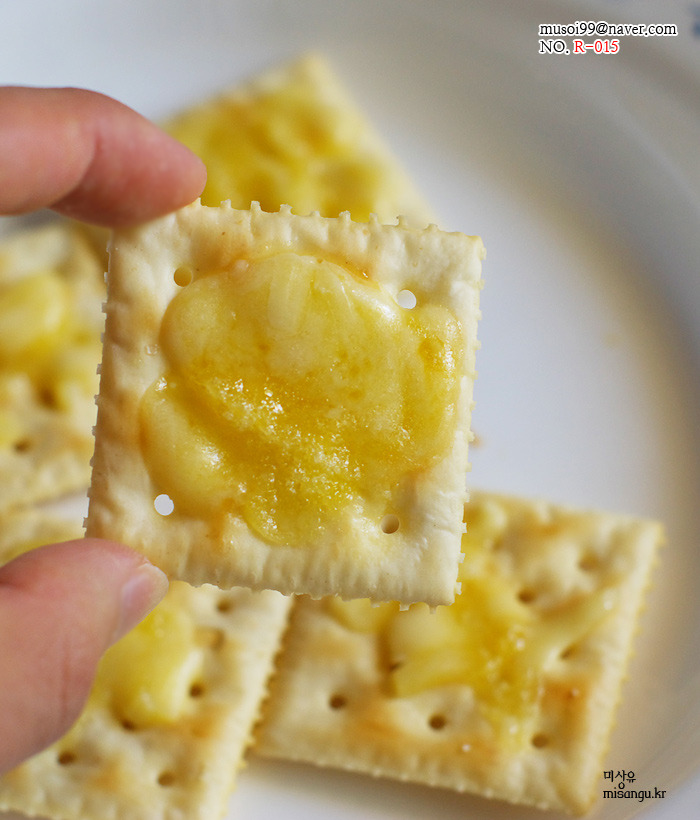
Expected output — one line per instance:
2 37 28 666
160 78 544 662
13 438 33 453
189 682 205 698
396 289 417 309
578 553 599 572
381 514 400 534
197 626 225 650
57 750 77 766
154 493 175 516
216 597 233 614
38 386 58 409
531 733 550 749
121 719 137 732
157 771 176 787
560 645 576 661
429 714 447 731
517 588 537 604
329 693 347 710
173 266 193 287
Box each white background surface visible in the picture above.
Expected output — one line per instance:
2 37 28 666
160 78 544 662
1 1 699 818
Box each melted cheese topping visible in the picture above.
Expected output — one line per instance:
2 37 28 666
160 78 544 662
167 61 403 222
92 586 203 728
140 253 463 546
327 498 617 745
0 266 101 443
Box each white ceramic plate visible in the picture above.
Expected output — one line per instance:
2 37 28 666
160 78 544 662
1 1 699 818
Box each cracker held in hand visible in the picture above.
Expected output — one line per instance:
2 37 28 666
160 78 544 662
254 491 663 815
0 507 291 820
0 223 105 513
86 202 483 605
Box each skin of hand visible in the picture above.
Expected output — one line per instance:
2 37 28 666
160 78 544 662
0 85 206 774
0 85 206 226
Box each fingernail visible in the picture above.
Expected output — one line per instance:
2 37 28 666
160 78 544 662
113 561 169 644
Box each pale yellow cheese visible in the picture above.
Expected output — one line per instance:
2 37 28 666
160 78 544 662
92 590 204 729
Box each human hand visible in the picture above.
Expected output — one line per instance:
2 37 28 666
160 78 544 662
0 541 169 774
0 85 206 774
0 85 206 226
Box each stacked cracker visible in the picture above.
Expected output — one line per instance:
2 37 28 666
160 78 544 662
0 54 663 820
254 492 662 815
0 509 290 820
0 223 105 512
165 53 436 227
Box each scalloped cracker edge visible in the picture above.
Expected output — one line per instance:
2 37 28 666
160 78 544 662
86 202 483 606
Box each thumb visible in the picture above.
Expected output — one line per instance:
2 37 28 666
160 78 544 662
0 538 169 774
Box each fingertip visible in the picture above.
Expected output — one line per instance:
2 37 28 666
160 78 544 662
0 86 208 227
52 107 209 227
113 559 170 644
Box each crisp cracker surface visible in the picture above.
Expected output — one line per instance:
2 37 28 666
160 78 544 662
0 223 105 513
166 53 436 227
86 202 483 606
0 507 291 820
254 491 663 815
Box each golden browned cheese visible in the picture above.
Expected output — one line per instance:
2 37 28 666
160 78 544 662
325 497 617 748
139 252 464 547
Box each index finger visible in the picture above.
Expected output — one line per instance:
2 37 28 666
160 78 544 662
0 86 207 228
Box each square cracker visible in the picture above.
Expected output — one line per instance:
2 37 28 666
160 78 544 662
0 506 291 820
166 52 436 227
254 490 663 815
86 202 483 606
0 223 105 513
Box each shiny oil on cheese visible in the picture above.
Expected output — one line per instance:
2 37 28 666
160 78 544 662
139 251 464 547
